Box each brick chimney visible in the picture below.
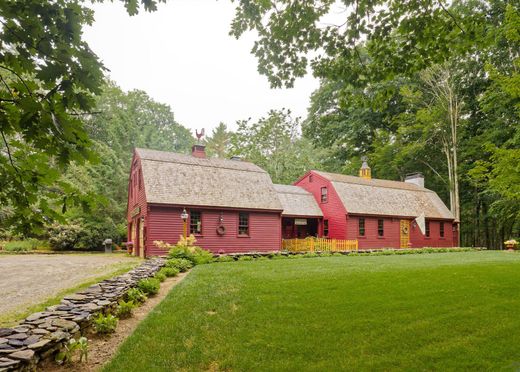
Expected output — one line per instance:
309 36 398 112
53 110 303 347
405 173 425 187
191 144 206 158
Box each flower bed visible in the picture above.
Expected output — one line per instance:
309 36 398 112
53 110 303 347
0 258 165 371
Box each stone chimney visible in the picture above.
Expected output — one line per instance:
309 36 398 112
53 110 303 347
359 156 371 179
191 144 206 158
405 173 425 188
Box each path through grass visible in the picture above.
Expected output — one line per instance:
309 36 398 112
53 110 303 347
105 251 520 371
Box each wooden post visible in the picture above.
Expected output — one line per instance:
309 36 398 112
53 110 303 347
183 220 187 239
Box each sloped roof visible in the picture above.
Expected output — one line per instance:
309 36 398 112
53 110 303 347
313 171 454 220
136 148 282 211
274 184 323 217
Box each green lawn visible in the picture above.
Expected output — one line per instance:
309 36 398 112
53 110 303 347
105 252 520 371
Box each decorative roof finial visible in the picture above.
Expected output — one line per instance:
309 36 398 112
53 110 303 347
195 128 205 143
359 156 371 179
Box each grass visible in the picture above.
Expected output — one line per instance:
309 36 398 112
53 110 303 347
105 251 520 371
0 259 141 326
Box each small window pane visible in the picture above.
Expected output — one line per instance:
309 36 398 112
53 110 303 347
321 187 328 202
238 213 249 235
359 218 365 236
440 221 444 237
425 221 430 237
323 220 329 236
190 211 202 234
378 219 384 237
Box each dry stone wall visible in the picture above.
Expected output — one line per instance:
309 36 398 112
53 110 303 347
0 257 165 371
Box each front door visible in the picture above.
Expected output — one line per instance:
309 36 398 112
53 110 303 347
139 219 145 258
400 220 410 248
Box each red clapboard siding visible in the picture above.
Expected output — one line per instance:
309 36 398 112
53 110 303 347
146 206 281 256
347 215 401 249
410 219 456 248
295 171 348 239
126 151 148 256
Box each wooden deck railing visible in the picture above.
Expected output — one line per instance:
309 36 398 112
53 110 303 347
282 237 359 252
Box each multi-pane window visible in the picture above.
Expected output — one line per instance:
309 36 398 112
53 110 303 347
323 220 329 236
359 218 365 236
190 211 202 235
321 187 328 202
378 219 384 237
238 212 249 236
440 221 445 237
425 221 430 237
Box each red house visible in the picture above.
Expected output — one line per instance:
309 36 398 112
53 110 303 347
294 161 458 249
127 146 283 257
128 147 458 257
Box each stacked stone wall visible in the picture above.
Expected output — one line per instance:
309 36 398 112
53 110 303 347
0 258 165 371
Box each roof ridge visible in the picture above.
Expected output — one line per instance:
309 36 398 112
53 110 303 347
140 157 267 175
315 170 433 193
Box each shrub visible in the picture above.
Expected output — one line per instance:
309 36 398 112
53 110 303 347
48 223 84 250
159 267 179 277
303 252 319 258
125 288 147 304
93 314 118 334
138 278 160 296
116 300 136 319
238 255 253 261
156 236 214 265
55 337 88 364
215 255 235 263
155 272 166 282
166 258 193 272
3 239 47 252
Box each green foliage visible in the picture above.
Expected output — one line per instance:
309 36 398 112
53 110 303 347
93 313 118 334
238 255 253 261
161 236 214 266
0 0 166 233
154 272 166 282
55 337 89 365
165 258 193 272
158 267 180 278
205 122 232 158
230 109 324 184
47 223 84 250
137 278 160 296
125 288 147 304
215 255 235 263
117 300 136 319
1 239 48 252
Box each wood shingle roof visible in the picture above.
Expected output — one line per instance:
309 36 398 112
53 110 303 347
274 184 323 217
313 171 454 220
136 148 282 211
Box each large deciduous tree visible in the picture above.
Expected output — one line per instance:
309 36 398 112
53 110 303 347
0 0 164 232
231 109 324 184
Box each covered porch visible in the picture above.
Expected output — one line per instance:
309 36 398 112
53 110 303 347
282 217 321 239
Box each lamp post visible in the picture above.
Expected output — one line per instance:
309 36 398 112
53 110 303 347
181 208 188 239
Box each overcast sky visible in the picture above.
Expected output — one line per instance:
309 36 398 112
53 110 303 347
83 0 319 134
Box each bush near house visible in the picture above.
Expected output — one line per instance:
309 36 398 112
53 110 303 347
155 235 213 265
137 278 160 296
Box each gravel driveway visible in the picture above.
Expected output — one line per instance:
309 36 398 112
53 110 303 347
0 254 141 321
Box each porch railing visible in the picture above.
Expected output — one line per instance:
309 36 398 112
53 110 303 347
282 237 359 252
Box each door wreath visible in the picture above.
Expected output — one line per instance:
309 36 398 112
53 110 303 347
216 225 226 236
402 226 409 234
